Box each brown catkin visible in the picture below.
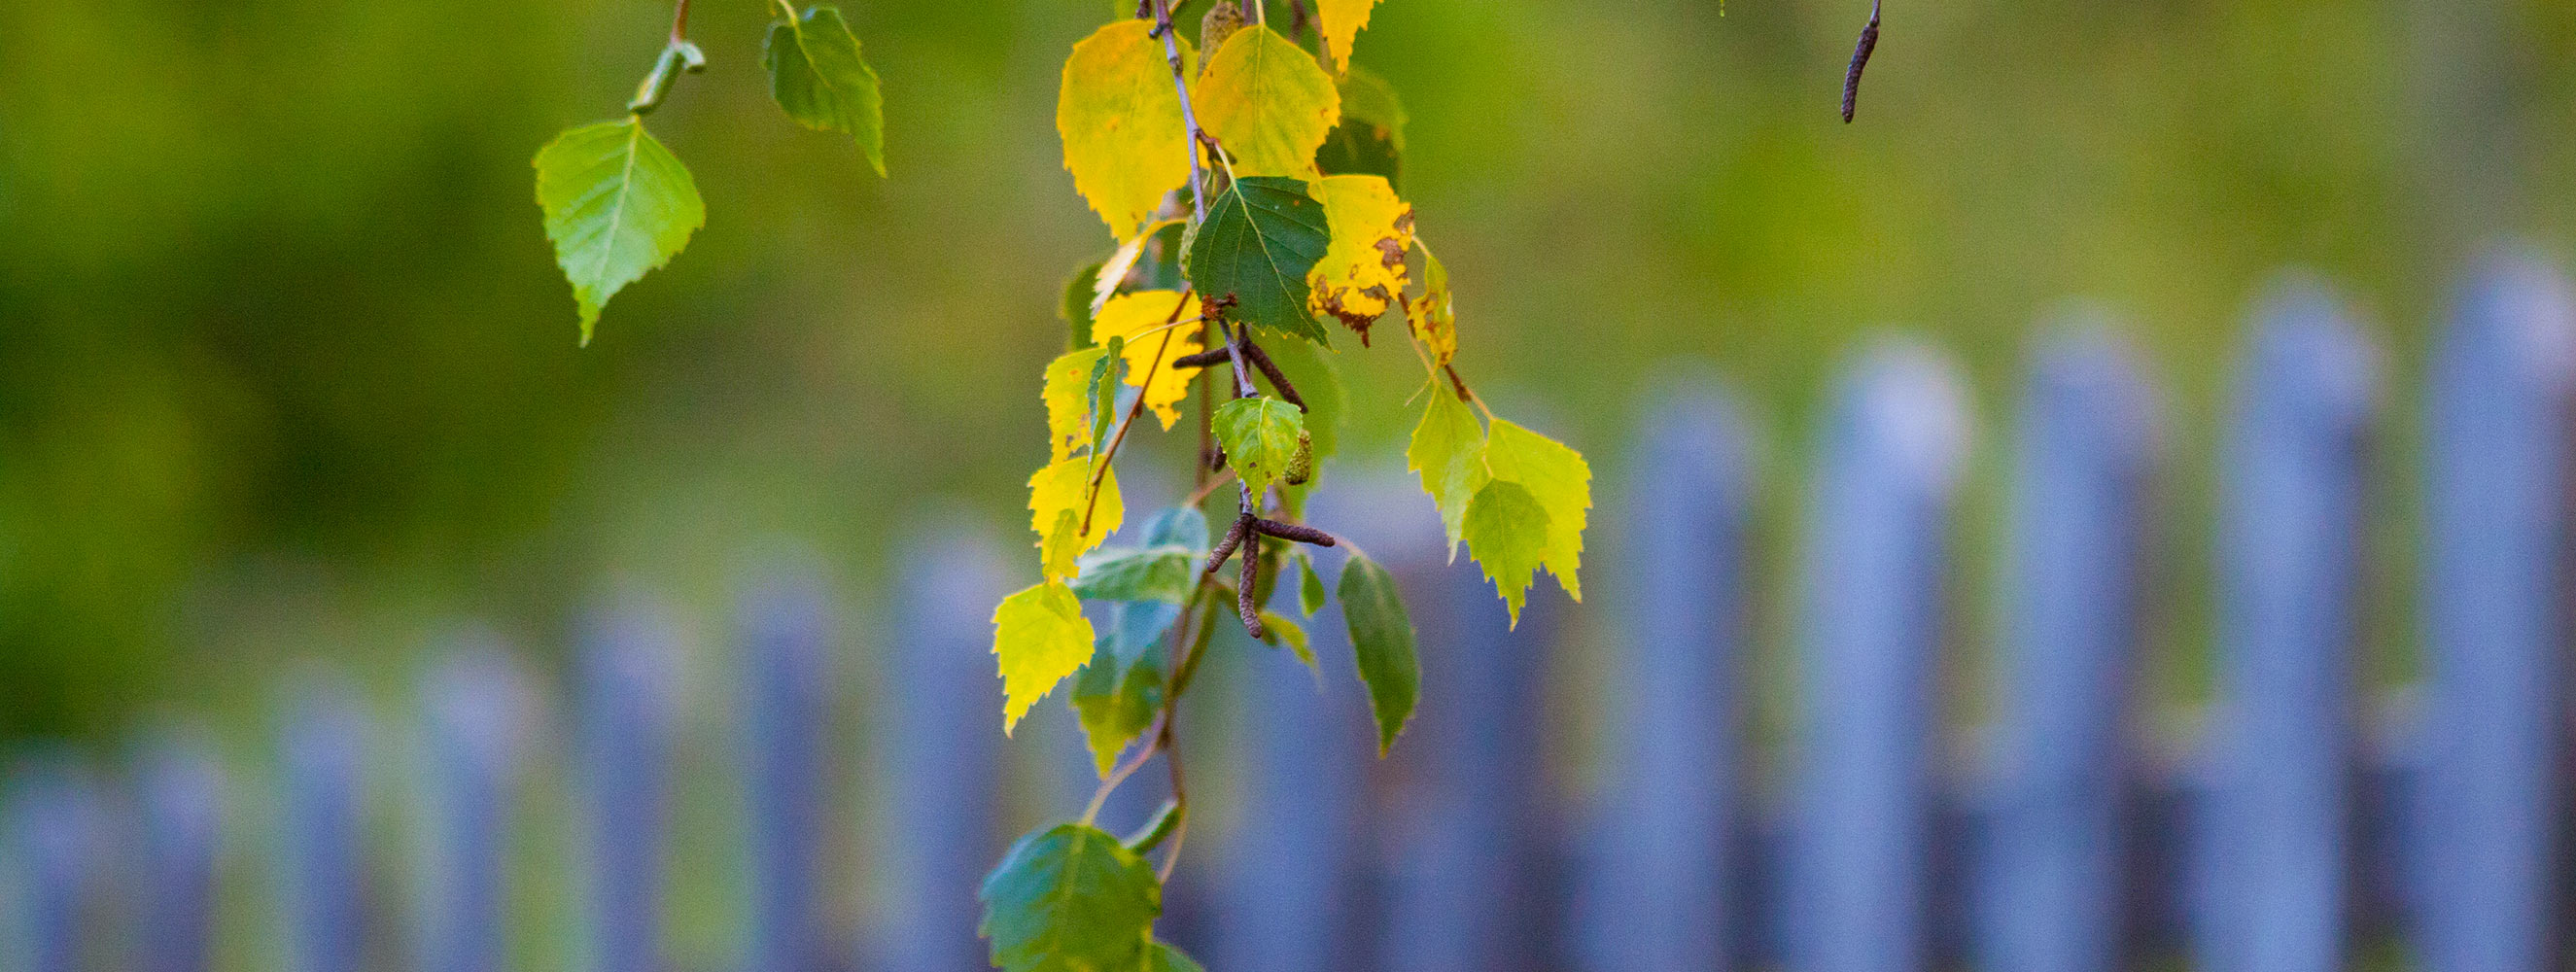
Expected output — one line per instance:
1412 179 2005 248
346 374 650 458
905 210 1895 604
1842 0 1881 122
1201 1 1245 54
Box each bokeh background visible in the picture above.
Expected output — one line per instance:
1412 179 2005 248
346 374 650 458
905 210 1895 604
3 0 2574 963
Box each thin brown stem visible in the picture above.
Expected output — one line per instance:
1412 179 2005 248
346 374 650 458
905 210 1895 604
1081 292 1195 535
1152 0 1210 223
670 0 692 44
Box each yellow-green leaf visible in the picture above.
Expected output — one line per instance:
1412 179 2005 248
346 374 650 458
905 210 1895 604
1042 347 1111 463
1305 174 1413 339
991 581 1097 734
1193 25 1339 178
1461 479 1549 628
533 117 705 345
1485 418 1592 600
1058 20 1194 239
1313 0 1384 73
1258 610 1318 676
1406 240 1457 366
764 5 887 176
1406 391 1487 558
1091 290 1203 430
1029 459 1124 579
1212 398 1307 502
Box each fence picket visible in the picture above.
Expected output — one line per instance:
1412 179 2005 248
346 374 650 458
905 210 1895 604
2413 253 2576 972
1381 474 1566 972
737 561 835 972
279 681 369 972
1978 327 2158 972
874 532 1009 972
1209 483 1399 972
1787 340 1969 972
8 758 99 972
1571 379 1754 972
578 600 679 972
417 641 531 972
133 738 223 972
2193 283 2377 972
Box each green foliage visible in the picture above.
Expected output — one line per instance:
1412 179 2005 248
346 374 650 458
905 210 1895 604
764 5 888 176
532 118 705 345
1295 551 1327 616
1184 177 1334 344
1461 479 1549 627
1337 552 1420 754
1211 398 1308 501
1406 392 1487 557
977 823 1162 972
1145 941 1206 972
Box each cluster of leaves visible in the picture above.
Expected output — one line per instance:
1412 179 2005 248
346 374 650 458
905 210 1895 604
981 2 1592 969
533 0 886 345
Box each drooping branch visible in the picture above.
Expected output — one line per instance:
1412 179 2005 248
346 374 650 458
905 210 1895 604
1151 0 1211 222
1175 337 1304 411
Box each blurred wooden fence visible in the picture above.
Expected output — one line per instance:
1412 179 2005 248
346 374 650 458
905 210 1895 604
8 253 2574 972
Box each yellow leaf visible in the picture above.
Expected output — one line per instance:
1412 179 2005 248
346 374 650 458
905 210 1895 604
1092 290 1204 430
1043 347 1111 463
1058 20 1194 240
1305 174 1413 340
992 580 1096 734
1313 0 1383 74
1484 419 1591 601
1029 458 1125 579
1194 26 1339 178
1092 217 1185 316
1406 240 1457 366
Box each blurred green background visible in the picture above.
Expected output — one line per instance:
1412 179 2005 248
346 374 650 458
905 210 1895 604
3 0 2573 747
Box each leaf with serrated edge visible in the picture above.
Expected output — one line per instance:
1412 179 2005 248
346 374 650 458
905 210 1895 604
1070 545 1196 604
991 582 1097 734
764 5 887 176
1337 552 1419 753
1485 419 1592 600
977 822 1160 971
1406 241 1457 365
1306 175 1413 339
1194 26 1340 178
1212 398 1306 502
1057 20 1193 239
1092 291 1202 430
1313 0 1384 73
1145 940 1206 972
1028 459 1123 579
1461 479 1549 627
1070 642 1163 776
1087 336 1125 458
1259 610 1318 676
533 118 705 345
1043 347 1110 463
1260 336 1345 463
1406 392 1488 558
1187 177 1331 344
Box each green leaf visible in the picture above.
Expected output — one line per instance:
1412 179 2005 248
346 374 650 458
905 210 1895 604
1146 940 1206 972
1185 177 1332 344
1460 479 1550 628
765 5 887 176
1126 800 1182 853
992 581 1096 734
978 823 1161 972
1258 609 1317 675
1088 335 1126 459
1070 642 1163 776
533 117 705 345
1069 545 1196 604
1406 392 1489 558
1061 260 1103 350
1261 336 1346 464
1213 398 1309 502
1337 552 1419 754
1316 67 1406 188
1485 419 1593 600
1141 504 1210 552
1295 551 1328 616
